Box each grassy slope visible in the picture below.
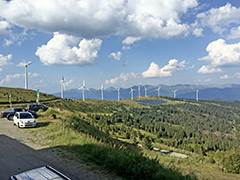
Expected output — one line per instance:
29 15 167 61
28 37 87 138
2 91 239 179
29 98 240 180
0 86 59 104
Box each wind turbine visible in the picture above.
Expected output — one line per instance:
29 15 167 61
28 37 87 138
61 76 65 99
78 79 88 101
145 86 147 97
172 89 177 98
129 87 135 100
196 89 199 101
24 62 32 89
117 88 120 101
101 85 104 100
157 86 161 97
138 85 141 98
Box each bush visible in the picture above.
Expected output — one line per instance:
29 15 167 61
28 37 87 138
71 144 192 180
223 151 240 174
143 136 153 150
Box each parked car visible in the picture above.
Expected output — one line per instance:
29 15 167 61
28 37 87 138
1 108 37 120
9 165 71 180
13 112 36 128
27 104 48 112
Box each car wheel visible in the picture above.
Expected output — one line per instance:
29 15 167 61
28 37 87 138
7 115 13 121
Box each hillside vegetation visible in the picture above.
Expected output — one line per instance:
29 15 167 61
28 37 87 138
0 86 59 104
42 97 240 179
2 89 240 179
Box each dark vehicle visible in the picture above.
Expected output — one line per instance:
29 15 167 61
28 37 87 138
9 165 71 180
1 108 37 120
27 104 48 112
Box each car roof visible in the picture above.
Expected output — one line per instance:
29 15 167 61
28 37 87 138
12 166 70 180
17 112 32 114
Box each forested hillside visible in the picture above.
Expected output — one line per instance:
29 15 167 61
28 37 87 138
46 97 240 179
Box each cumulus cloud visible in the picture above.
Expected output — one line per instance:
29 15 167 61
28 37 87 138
0 72 39 85
198 65 222 74
198 39 240 73
192 28 203 37
109 51 122 61
196 3 240 34
35 32 102 66
228 26 240 39
235 72 240 78
0 19 11 34
105 72 139 85
0 53 12 72
220 74 232 79
142 59 186 78
122 37 141 45
0 0 198 39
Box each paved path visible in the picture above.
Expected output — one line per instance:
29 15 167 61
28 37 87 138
0 118 118 180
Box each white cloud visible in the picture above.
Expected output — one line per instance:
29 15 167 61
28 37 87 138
198 65 222 74
220 74 232 79
0 19 11 34
122 46 131 50
192 28 203 37
105 72 139 85
4 39 13 46
234 72 240 78
122 37 141 45
198 39 240 73
109 51 122 61
142 59 186 78
0 73 40 85
196 3 240 34
35 32 102 66
228 26 240 39
0 74 23 85
0 0 198 39
0 53 12 71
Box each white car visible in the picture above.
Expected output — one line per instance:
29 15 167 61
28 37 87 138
10 165 71 180
13 112 36 128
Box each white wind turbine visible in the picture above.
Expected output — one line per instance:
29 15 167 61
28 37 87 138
138 85 141 98
61 76 65 99
129 87 135 100
101 85 104 100
24 62 32 89
172 89 177 98
145 86 148 97
157 86 161 97
78 79 88 101
117 88 120 101
196 89 199 101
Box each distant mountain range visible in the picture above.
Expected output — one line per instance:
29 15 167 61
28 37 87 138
52 84 240 101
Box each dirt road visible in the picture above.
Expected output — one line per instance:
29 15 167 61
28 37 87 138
0 118 119 180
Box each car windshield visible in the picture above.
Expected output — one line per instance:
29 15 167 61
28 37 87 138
20 113 33 119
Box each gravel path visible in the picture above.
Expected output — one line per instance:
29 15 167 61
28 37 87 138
0 118 120 180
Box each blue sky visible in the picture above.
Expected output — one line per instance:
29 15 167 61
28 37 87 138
0 0 240 93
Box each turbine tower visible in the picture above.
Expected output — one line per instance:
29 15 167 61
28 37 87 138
78 79 88 101
172 89 177 98
157 86 161 97
145 86 147 97
101 85 104 100
196 89 199 101
138 85 141 98
61 76 65 98
117 88 120 101
24 62 32 89
130 87 134 100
